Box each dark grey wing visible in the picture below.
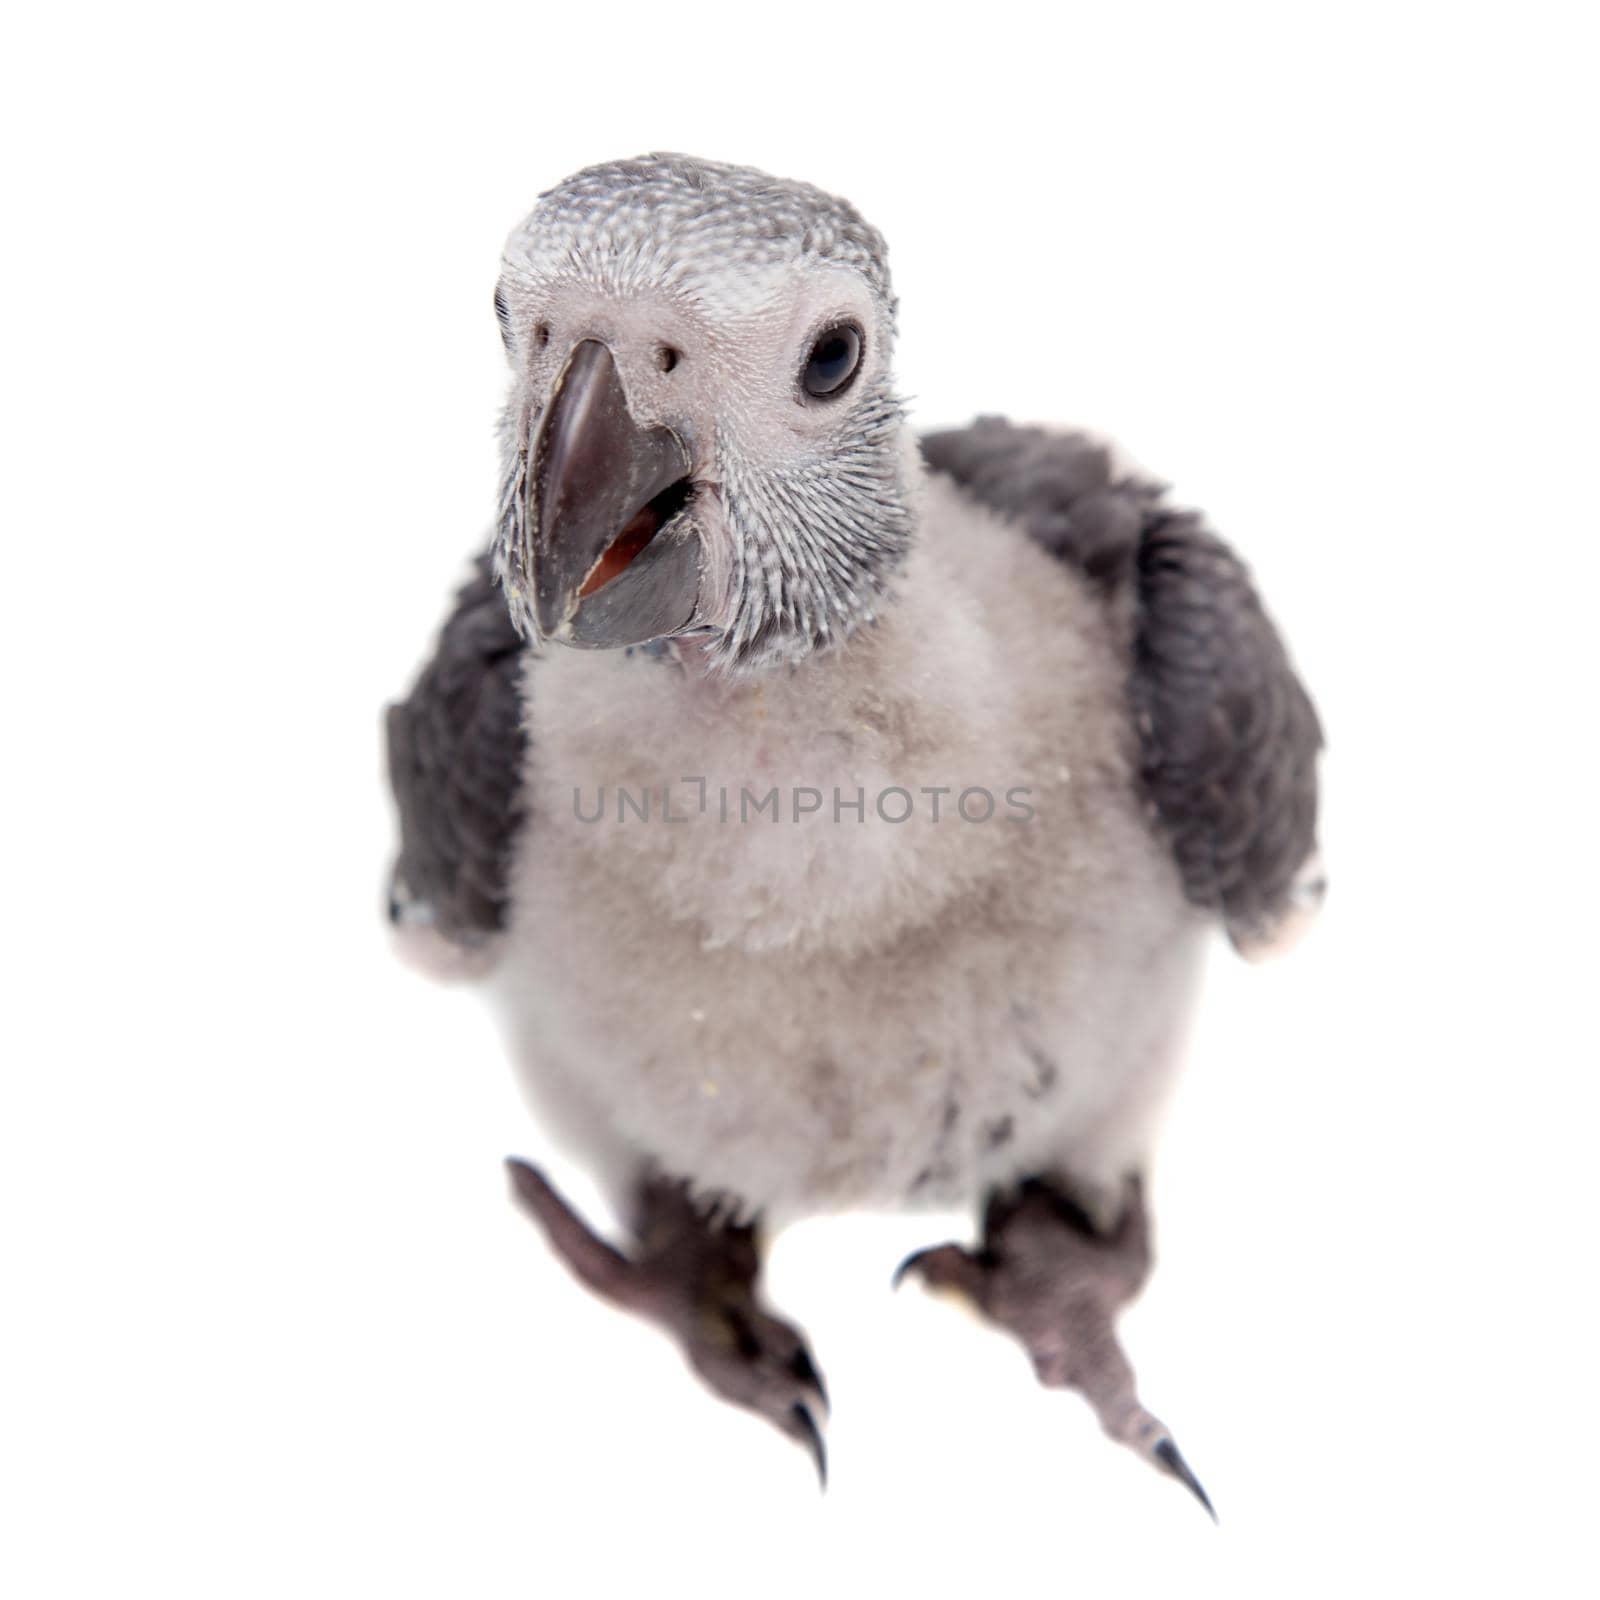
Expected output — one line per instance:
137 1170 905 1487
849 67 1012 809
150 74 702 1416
385 553 530 946
922 417 1324 952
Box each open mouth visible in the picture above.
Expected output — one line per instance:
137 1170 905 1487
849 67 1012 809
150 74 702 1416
577 476 694 598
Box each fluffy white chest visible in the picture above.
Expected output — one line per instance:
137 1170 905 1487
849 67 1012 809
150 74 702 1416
489 500 1205 1220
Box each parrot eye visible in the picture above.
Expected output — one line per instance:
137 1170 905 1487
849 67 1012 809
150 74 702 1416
801 323 863 399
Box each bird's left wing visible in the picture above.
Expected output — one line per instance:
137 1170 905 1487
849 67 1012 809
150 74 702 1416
385 553 530 951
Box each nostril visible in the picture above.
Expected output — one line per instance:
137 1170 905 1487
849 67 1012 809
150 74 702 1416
534 322 550 348
655 345 679 373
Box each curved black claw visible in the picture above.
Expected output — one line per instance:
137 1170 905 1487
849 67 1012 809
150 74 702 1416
1154 1437 1217 1522
891 1242 986 1297
786 1401 828 1490
890 1247 929 1290
790 1343 830 1417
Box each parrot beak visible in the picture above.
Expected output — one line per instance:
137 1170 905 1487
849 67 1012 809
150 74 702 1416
525 338 701 648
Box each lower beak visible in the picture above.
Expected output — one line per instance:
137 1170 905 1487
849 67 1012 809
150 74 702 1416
527 339 701 647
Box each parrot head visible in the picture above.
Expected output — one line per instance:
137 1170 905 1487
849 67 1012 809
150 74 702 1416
492 154 913 673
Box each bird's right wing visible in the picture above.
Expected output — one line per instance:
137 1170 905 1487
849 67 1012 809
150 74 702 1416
385 553 530 950
922 418 1324 957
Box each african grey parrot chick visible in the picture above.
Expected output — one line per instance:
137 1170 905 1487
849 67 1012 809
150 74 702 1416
385 153 1324 1509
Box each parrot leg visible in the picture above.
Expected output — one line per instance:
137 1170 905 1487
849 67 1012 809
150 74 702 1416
895 1174 1214 1518
505 1158 830 1485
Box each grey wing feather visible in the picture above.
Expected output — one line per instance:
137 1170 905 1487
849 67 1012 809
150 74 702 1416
921 417 1324 951
385 553 530 945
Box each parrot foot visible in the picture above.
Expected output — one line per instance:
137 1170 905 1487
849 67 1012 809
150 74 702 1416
505 1158 829 1487
895 1174 1214 1519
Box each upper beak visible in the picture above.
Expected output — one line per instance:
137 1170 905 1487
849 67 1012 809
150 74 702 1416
527 338 700 647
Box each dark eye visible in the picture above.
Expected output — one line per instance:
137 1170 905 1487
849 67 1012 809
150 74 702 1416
801 323 863 398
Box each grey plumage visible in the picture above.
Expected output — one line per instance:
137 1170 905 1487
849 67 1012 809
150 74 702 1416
386 554 527 944
384 153 1325 1503
920 417 1323 949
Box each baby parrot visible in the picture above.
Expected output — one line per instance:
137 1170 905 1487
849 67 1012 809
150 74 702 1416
386 154 1324 1510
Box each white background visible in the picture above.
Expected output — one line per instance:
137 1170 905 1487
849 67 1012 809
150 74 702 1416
4 3 1597 1595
